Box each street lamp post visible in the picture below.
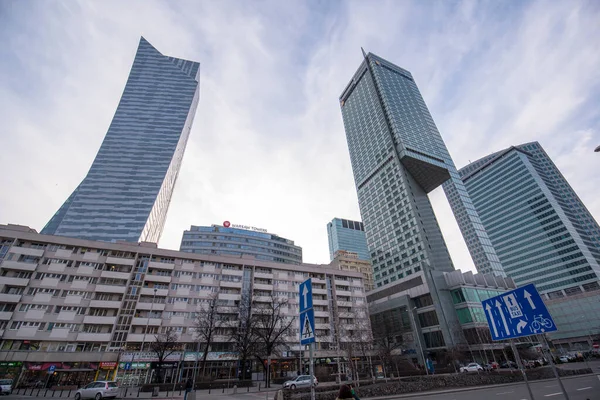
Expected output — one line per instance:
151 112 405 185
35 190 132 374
409 306 428 375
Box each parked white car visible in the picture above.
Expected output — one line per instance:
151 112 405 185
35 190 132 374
460 363 483 372
0 379 13 395
283 375 318 390
75 381 119 400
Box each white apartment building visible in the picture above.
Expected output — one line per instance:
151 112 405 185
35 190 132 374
0 225 369 386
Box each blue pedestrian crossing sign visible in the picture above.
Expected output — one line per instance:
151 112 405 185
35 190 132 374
299 278 316 345
481 283 557 341
300 308 316 345
299 279 313 313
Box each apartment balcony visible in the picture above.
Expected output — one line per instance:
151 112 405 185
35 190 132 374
252 295 271 303
106 256 135 266
254 272 273 280
313 288 327 295
222 269 243 276
173 302 190 311
31 292 51 303
77 332 112 342
47 262 66 273
0 311 13 321
338 312 355 319
315 323 331 330
148 261 175 270
9 246 44 257
335 290 352 297
351 280 363 287
253 283 273 291
24 309 45 320
334 279 350 286
100 270 131 280
54 248 73 258
131 317 161 326
136 302 165 311
176 275 193 283
57 311 79 322
2 277 30 287
82 252 100 262
175 288 190 296
1 261 37 272
144 275 172 284
0 293 22 303
314 310 330 318
126 334 153 342
219 280 242 289
140 288 168 297
336 301 352 307
70 281 89 290
96 285 127 294
15 326 39 338
41 277 60 288
83 316 117 325
311 277 326 284
313 299 329 306
218 293 241 301
49 328 78 340
75 266 95 276
90 300 122 309
64 295 85 305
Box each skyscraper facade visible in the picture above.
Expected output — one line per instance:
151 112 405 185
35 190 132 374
41 37 200 243
339 52 501 287
339 52 491 352
180 223 302 264
327 218 370 261
451 142 600 295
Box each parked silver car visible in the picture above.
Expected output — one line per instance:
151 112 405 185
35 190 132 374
75 381 119 400
0 379 13 395
283 375 318 390
460 362 483 372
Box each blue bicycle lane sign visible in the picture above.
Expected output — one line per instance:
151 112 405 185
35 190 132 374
481 283 557 341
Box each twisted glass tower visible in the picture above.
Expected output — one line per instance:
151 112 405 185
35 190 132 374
340 52 503 288
41 37 200 243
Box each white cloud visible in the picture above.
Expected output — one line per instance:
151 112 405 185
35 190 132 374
0 0 598 272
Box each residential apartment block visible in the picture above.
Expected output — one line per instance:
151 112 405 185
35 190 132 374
331 250 374 291
0 224 368 386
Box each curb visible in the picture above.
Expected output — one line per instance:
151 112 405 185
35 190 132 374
365 373 599 400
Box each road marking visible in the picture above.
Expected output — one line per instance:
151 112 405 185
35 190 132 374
496 391 514 395
576 386 592 391
544 393 562 397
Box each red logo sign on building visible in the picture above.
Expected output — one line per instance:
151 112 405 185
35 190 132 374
223 221 231 227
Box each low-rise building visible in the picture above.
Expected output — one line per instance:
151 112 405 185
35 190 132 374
0 224 368 386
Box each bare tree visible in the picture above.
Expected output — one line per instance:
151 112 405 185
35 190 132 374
339 312 374 384
229 293 258 380
251 296 294 388
193 292 220 379
150 327 181 383
371 317 404 377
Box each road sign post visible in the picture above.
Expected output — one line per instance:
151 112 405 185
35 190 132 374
482 284 567 400
299 279 316 400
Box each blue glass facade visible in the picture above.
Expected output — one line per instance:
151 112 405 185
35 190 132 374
180 225 302 265
327 218 370 261
41 37 200 243
339 52 501 288
454 142 600 295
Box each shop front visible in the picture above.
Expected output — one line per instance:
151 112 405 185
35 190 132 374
95 362 117 382
0 361 22 381
20 363 97 389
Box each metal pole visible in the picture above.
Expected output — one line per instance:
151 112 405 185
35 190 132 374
540 335 569 400
309 344 315 400
510 340 535 400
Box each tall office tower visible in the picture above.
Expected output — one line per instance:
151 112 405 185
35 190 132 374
451 142 600 295
339 51 501 288
41 37 200 243
327 218 370 261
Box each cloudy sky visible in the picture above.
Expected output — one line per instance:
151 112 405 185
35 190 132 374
1 0 599 271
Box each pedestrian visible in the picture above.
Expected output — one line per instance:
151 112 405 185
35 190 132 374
336 385 354 400
349 385 360 400
184 378 193 400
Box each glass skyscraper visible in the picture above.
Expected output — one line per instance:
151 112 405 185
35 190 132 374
41 37 200 243
327 218 370 261
339 52 501 288
450 142 600 295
